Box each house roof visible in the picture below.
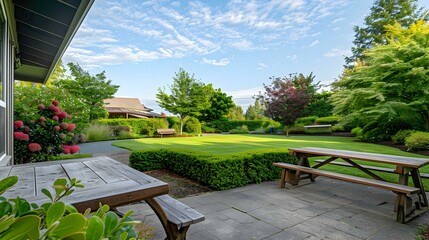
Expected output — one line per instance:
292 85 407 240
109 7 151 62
104 97 161 118
11 0 94 83
104 97 147 111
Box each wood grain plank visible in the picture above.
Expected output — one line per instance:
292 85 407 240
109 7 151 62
62 162 106 188
290 147 429 168
84 158 129 183
113 164 162 185
155 195 205 227
274 162 420 194
4 165 36 198
0 166 11 179
34 164 68 196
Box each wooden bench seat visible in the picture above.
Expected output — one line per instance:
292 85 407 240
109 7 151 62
273 162 421 223
314 159 429 179
147 195 204 240
157 128 176 137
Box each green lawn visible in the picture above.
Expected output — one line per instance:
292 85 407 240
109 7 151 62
113 134 429 189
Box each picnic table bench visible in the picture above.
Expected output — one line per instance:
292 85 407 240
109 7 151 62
274 147 429 223
157 128 176 137
0 156 204 240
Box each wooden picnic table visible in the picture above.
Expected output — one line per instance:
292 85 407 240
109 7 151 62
0 156 204 239
285 147 429 222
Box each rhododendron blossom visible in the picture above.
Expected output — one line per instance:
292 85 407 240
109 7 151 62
52 100 59 106
58 111 67 119
67 123 76 132
14 132 29 141
14 120 24 129
28 143 42 152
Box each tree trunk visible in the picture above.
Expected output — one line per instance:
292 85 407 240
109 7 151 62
285 126 290 137
180 117 183 135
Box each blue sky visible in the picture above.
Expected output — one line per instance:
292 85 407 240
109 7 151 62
62 0 428 114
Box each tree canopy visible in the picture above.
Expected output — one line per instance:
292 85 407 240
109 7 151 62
345 0 428 66
331 20 429 140
52 63 119 120
260 74 312 135
198 86 235 122
156 68 211 134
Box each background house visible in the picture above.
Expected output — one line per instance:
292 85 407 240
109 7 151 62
1 0 93 165
104 97 162 118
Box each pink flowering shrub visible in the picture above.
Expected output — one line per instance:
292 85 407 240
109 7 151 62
14 100 81 164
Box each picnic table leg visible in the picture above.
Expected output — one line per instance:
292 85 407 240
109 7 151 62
145 198 178 240
396 193 407 223
410 169 428 207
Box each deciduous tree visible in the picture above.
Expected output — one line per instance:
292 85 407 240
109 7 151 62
156 68 211 135
260 75 310 136
198 86 235 122
52 63 119 120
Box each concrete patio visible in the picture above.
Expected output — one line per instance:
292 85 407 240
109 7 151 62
119 177 429 240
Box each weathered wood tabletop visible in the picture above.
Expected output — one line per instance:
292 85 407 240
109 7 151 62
0 156 169 211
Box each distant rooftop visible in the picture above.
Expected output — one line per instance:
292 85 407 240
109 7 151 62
104 97 160 118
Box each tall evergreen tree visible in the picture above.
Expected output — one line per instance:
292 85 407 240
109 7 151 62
345 0 428 66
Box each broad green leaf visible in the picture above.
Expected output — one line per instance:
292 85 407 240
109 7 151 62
53 178 67 196
119 232 128 240
41 202 52 213
51 213 86 238
12 197 31 216
62 232 86 240
104 212 118 235
86 216 104 240
65 204 78 213
41 188 53 201
0 176 18 195
46 201 65 227
0 215 40 240
0 202 12 217
0 215 15 233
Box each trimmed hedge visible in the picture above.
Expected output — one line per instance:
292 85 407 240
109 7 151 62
211 119 281 132
129 149 297 190
94 118 168 136
295 116 318 125
314 116 340 125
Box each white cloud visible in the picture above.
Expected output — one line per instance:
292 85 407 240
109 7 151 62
257 63 268 69
67 0 351 68
309 40 320 47
201 58 230 66
323 48 350 58
286 54 298 61
331 17 345 23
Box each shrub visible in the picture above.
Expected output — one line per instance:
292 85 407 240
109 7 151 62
183 117 202 134
129 149 297 190
288 125 305 134
85 124 113 142
230 125 249 134
14 100 80 164
201 123 221 133
392 129 415 145
211 119 280 132
314 116 340 125
351 127 362 137
331 125 346 132
111 125 131 136
295 116 317 125
94 118 168 136
0 176 142 239
405 131 429 150
303 127 332 134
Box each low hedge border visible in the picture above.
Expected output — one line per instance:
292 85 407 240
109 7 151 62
129 149 297 190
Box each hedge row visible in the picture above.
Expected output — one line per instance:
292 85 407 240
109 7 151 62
129 149 297 190
210 119 282 132
94 118 168 136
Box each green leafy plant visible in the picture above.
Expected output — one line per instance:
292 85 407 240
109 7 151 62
405 131 429 151
351 127 362 137
0 176 144 239
392 129 415 145
14 100 80 164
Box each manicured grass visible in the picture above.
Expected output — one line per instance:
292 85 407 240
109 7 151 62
113 134 429 189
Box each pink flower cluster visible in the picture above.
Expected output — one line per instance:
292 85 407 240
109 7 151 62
62 145 80 154
14 132 29 141
28 143 42 152
14 120 24 129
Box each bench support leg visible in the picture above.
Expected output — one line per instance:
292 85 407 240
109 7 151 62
146 198 186 240
396 194 407 224
280 169 286 188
